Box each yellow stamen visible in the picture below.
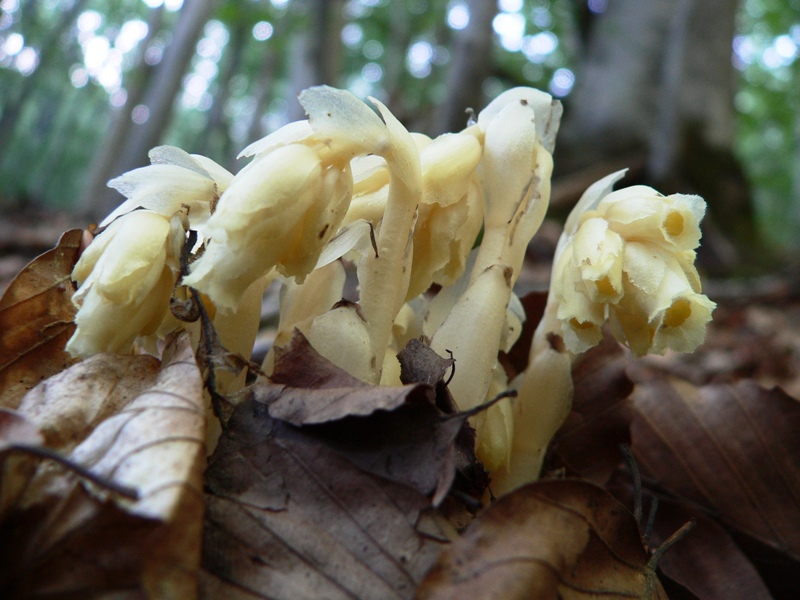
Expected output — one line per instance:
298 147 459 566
663 212 684 237
595 275 615 296
664 298 691 327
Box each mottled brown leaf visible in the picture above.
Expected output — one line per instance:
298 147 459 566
398 338 454 389
648 498 772 599
263 331 471 502
200 394 448 600
417 479 666 600
0 332 206 599
548 332 634 484
630 378 800 562
16 353 159 453
0 229 82 409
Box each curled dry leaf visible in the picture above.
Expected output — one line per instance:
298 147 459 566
265 331 476 503
417 479 667 600
201 394 449 600
398 338 455 390
548 331 634 484
629 377 800 563
0 229 82 409
0 332 206 599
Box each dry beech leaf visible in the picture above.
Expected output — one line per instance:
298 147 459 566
0 409 45 518
200 394 449 600
17 352 160 453
417 479 667 600
0 229 83 409
629 378 800 562
398 338 455 389
266 331 473 503
0 332 206 599
642 496 772 599
548 332 633 484
0 408 43 450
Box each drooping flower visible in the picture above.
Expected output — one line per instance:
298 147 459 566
66 210 181 357
183 87 391 311
551 171 715 356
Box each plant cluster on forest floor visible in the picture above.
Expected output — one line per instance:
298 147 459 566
0 217 798 599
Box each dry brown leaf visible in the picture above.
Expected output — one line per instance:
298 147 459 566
629 378 800 562
644 497 772 599
0 332 206 598
398 338 455 389
0 408 45 519
269 332 438 423
417 479 666 600
0 229 82 409
17 353 160 453
548 332 634 484
200 393 449 600
265 331 473 502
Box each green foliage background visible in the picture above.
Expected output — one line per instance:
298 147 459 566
0 0 797 249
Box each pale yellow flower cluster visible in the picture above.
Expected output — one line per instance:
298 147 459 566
68 148 232 358
67 85 716 495
551 171 715 356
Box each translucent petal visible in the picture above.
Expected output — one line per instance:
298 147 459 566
477 86 562 153
238 120 314 159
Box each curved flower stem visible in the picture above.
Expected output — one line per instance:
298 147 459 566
356 99 421 382
491 290 575 495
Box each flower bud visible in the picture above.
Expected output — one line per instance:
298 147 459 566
552 175 715 356
67 211 177 357
182 144 335 310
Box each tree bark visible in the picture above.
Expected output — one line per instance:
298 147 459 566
197 21 247 163
242 40 282 155
284 0 345 122
0 0 90 166
430 0 498 135
557 0 757 269
79 6 164 218
83 0 215 217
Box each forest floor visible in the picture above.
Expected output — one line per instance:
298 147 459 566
2 205 799 599
4 206 797 397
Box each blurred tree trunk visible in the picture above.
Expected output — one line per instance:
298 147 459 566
197 21 247 163
431 0 498 135
242 40 282 158
0 0 89 166
79 6 164 218
383 2 412 110
558 0 757 269
284 0 345 122
81 0 215 218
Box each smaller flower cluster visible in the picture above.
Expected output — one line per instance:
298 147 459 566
67 148 232 358
551 171 716 356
